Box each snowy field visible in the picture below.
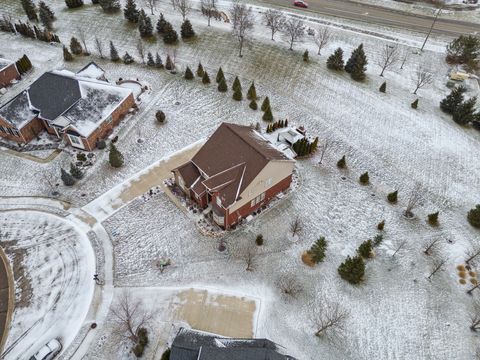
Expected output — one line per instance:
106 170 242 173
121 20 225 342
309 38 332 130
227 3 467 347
0 0 479 359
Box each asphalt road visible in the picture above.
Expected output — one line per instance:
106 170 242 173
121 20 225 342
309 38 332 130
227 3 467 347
262 0 479 37
0 248 10 355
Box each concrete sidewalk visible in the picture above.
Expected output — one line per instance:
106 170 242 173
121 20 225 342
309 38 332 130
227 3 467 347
0 246 14 357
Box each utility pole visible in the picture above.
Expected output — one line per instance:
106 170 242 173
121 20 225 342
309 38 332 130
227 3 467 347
420 6 443 52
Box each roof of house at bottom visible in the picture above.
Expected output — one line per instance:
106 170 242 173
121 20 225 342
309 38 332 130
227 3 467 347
170 328 297 360
174 123 293 207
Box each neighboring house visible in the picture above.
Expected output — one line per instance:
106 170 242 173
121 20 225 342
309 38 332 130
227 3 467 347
170 327 297 360
0 58 20 88
172 123 295 229
0 67 135 150
76 62 107 81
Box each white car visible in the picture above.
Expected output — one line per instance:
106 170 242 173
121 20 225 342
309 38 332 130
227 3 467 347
29 339 62 360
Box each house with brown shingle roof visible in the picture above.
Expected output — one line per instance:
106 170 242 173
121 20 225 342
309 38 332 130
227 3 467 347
172 123 295 229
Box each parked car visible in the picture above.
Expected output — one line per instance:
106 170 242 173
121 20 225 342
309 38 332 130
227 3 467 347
293 0 308 8
29 339 62 360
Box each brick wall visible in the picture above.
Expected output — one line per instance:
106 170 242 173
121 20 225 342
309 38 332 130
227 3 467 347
0 116 42 143
0 64 20 88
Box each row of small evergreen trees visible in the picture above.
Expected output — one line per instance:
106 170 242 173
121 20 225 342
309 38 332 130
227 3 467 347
326 44 368 81
292 137 318 157
64 0 121 12
0 17 60 43
15 55 33 75
266 119 289 133
440 85 480 127
20 0 56 30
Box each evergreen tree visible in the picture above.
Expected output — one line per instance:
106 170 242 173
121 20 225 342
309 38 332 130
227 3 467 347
218 77 227 92
123 52 134 64
261 96 270 112
146 51 155 66
16 55 33 74
70 36 83 55
232 76 242 92
327 48 344 71
347 44 368 81
359 171 369 185
428 212 439 226
99 0 120 12
468 205 480 228
387 190 398 203
162 22 178 44
303 50 309 62
446 35 480 65
262 106 273 122
61 168 75 186
255 234 264 246
156 13 167 34
180 19 195 39
440 85 466 114
155 52 163 68
109 143 124 167
377 220 385 231
216 67 225 83
379 81 386 93
357 240 373 258
70 162 84 179
308 237 328 264
65 0 84 8
184 66 194 80
373 234 383 247
138 10 153 38
63 46 73 61
22 0 38 21
249 99 258 110
39 1 55 30
165 55 173 70
110 41 120 61
338 255 365 284
196 62 204 77
202 71 210 84
411 99 419 109
452 97 477 125
337 155 346 169
124 0 139 23
232 87 242 101
156 110 166 123
247 82 257 100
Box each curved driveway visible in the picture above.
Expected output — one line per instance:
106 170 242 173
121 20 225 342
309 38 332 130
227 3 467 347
0 246 13 356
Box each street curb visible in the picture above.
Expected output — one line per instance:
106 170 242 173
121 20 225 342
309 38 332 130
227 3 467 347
0 245 15 357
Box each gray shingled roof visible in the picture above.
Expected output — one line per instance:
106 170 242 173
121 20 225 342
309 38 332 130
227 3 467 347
0 91 36 129
0 58 13 71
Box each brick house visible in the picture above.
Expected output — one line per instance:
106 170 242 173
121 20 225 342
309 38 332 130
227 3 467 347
172 123 295 229
0 65 135 150
0 58 20 88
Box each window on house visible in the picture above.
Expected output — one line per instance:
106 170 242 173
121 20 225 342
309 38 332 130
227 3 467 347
69 135 81 145
0 126 5 133
216 196 222 207
250 192 266 208
265 178 272 187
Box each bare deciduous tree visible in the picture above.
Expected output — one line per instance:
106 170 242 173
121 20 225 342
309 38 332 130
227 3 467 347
470 301 480 332
378 44 399 77
201 0 217 26
391 239 407 258
423 237 441 255
314 26 331 56
312 299 349 338
400 50 408 70
290 217 303 237
144 0 158 15
318 137 332 165
94 36 104 59
77 27 89 55
234 241 256 271
466 246 480 266
282 18 304 50
230 1 254 57
404 183 422 218
174 0 191 21
263 9 284 41
413 67 433 95
467 282 480 295
136 38 145 64
111 292 152 344
427 254 446 280
276 273 303 299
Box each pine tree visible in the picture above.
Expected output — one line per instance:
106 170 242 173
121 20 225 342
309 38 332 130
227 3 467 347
99 0 120 12
338 255 365 284
468 205 480 228
70 36 83 55
261 96 270 112
61 168 75 186
156 110 166 123
109 143 124 167
138 10 153 38
202 71 210 84
379 81 386 93
216 67 225 83
156 13 167 34
39 1 55 30
377 220 385 231
357 240 373 258
247 82 257 100
452 97 477 125
308 237 328 264
387 190 398 203
22 0 38 21
303 50 309 62
359 171 369 185
440 85 466 114
123 52 134 64
255 234 264 246
110 41 120 61
411 99 419 109
146 52 155 66
428 212 439 226
346 44 368 81
262 106 273 122
162 22 178 44
184 66 194 80
155 53 163 68
232 87 242 101
337 155 346 169
218 77 227 92
124 0 139 23
180 19 195 39
70 162 84 179
165 55 173 70
196 62 204 77
65 0 84 8
63 46 73 61
327 48 344 71
232 76 242 92
249 99 258 110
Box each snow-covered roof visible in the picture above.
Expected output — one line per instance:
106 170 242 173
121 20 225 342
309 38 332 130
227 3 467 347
76 62 106 80
0 57 14 71
0 91 36 129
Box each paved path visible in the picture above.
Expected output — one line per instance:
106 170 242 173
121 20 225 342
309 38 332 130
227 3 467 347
0 246 14 356
1 149 62 164
261 0 479 36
